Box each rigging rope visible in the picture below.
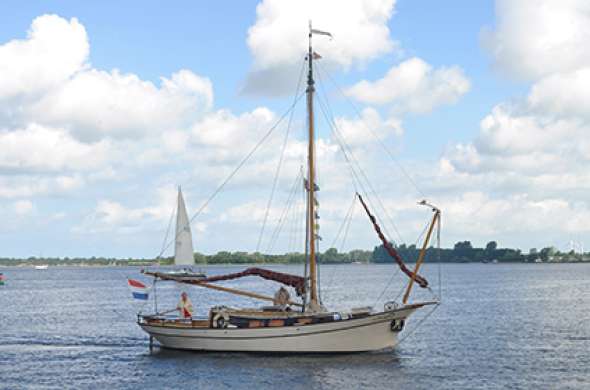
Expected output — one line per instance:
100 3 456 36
314 90 405 245
394 304 440 348
266 170 304 253
286 173 305 253
156 91 306 259
256 59 306 253
377 219 431 308
340 200 356 251
313 73 405 244
322 193 357 301
314 71 441 308
316 62 427 199
372 266 402 309
159 203 176 262
329 193 357 250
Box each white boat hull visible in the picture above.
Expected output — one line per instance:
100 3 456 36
139 306 419 353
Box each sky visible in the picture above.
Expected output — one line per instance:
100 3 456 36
1 0 589 258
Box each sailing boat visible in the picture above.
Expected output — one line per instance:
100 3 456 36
157 187 206 281
138 25 440 353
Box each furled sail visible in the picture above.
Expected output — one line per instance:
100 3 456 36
174 187 194 265
198 267 306 296
149 267 306 297
357 194 429 288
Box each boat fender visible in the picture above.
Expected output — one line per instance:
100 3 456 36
384 301 399 311
390 319 404 332
338 311 351 320
213 312 230 328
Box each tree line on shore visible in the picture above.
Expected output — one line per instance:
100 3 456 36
1 241 587 266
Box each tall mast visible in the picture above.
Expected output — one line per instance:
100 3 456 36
306 23 318 306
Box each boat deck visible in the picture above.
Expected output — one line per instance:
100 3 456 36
140 306 374 330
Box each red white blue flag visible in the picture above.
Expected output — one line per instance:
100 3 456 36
127 278 149 300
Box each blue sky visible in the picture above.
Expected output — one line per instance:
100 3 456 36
1 0 588 258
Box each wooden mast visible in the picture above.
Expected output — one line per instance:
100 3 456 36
306 23 318 307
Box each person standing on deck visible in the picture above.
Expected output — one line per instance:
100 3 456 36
177 291 194 318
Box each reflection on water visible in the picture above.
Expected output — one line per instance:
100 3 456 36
0 263 589 389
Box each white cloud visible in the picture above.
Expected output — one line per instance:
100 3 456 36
94 200 150 226
191 107 274 149
481 0 590 80
335 107 402 145
0 175 84 199
527 67 590 119
75 187 178 234
346 57 470 113
30 68 213 142
437 0 590 248
3 7 587 255
445 0 590 183
0 124 113 174
184 106 303 185
249 0 396 69
434 192 590 245
0 14 216 201
244 0 397 94
443 103 589 183
476 104 584 158
0 14 213 144
0 12 422 255
0 14 88 102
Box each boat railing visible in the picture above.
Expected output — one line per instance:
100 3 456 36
138 313 210 327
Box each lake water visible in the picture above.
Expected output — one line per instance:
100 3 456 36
0 263 588 389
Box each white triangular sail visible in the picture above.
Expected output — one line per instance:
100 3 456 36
174 187 194 265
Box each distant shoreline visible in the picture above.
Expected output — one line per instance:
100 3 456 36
1 260 589 268
1 241 588 267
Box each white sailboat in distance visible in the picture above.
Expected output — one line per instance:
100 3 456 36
139 24 440 353
174 186 194 266
158 187 206 280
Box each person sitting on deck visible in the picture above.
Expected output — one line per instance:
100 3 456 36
273 286 291 310
177 291 194 319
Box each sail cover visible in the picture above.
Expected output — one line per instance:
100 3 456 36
357 194 429 288
175 187 194 265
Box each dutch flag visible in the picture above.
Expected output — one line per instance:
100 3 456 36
127 278 150 300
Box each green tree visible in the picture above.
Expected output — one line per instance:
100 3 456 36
484 241 498 261
453 241 474 261
372 244 391 263
539 247 557 261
